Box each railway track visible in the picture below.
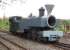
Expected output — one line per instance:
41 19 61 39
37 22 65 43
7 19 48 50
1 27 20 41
0 35 27 50
54 42 70 50
0 30 70 50
0 41 10 50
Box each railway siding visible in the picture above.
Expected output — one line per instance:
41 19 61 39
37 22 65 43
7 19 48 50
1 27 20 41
0 32 26 50
0 32 26 48
54 42 70 50
59 33 70 44
0 41 9 50
0 37 24 50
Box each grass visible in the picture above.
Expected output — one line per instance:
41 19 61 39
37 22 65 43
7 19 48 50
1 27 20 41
0 19 9 31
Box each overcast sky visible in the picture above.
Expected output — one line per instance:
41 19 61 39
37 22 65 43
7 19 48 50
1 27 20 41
0 0 70 19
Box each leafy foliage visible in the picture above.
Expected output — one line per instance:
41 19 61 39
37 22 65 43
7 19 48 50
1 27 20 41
56 19 70 32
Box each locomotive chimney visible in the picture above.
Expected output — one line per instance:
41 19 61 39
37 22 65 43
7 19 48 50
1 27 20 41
45 4 54 16
39 7 45 17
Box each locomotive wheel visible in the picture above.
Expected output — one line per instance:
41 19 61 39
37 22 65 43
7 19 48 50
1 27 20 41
10 31 17 35
27 33 32 39
37 37 48 43
43 37 48 43
23 29 33 39
32 36 37 41
23 29 28 38
31 29 38 41
37 38 40 42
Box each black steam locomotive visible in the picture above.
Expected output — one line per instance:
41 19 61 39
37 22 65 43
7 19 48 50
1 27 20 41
9 5 63 42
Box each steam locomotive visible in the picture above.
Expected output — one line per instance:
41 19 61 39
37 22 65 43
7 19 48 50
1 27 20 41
9 5 63 42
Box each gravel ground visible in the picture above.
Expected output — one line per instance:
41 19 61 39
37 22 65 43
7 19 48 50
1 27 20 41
0 32 8 50
0 32 63 50
0 42 8 50
59 33 70 44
